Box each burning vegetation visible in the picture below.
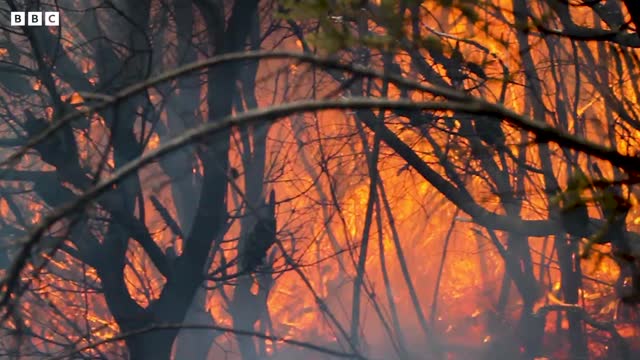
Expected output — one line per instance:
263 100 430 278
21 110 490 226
0 0 640 359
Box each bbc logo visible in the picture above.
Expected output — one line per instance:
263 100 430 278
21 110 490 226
10 12 59 27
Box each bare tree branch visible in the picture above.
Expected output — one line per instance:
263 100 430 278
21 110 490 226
3 50 636 174
3 96 639 311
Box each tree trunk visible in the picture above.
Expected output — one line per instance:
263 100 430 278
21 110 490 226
127 330 177 360
174 287 216 359
556 237 588 359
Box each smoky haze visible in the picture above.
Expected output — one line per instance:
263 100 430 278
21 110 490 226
0 0 639 359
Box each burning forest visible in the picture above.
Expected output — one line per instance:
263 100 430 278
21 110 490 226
0 0 640 359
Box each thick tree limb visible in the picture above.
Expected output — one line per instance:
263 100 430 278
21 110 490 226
4 50 637 173
3 97 640 311
622 0 640 36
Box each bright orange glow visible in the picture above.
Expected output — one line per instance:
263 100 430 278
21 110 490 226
2 1 639 359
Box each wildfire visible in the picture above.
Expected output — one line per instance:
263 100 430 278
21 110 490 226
0 1 639 359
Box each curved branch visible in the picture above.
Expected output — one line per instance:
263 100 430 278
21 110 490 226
3 50 636 173
2 97 639 313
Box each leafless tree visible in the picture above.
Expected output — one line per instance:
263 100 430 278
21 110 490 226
1 1 640 360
